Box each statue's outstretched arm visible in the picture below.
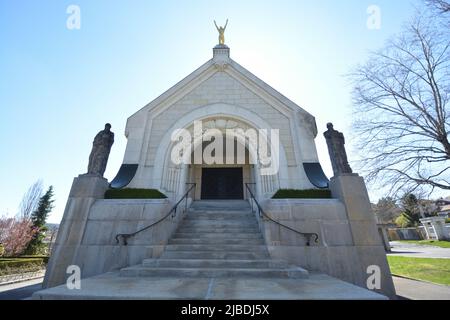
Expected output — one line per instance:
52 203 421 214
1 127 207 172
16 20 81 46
214 20 219 31
224 19 228 30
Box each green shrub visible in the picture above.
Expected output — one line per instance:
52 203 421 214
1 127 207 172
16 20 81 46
395 214 414 228
19 255 50 263
105 188 167 199
0 244 4 257
272 189 332 199
446 218 450 224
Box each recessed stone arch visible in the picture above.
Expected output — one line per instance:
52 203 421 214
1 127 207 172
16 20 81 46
152 103 289 200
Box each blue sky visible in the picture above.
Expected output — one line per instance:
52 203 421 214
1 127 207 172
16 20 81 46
0 0 426 223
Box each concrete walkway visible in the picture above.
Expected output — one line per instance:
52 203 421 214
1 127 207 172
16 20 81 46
5 274 450 300
388 241 450 259
393 276 450 300
0 277 44 300
32 271 386 300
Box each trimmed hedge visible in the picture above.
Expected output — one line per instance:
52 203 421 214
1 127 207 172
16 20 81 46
19 255 50 264
272 189 332 199
105 188 167 199
0 257 46 276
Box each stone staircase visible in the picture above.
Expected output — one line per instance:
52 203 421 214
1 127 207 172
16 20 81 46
33 200 386 299
120 200 308 279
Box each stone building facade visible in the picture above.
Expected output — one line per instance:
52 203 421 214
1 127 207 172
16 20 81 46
40 43 396 299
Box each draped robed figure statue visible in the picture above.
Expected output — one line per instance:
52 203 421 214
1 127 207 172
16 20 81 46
87 123 114 177
323 123 353 177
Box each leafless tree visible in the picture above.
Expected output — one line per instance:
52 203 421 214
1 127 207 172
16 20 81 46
350 13 450 197
18 180 43 219
47 225 58 255
426 0 450 13
372 197 402 224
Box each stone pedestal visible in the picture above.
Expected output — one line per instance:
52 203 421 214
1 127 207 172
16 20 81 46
43 174 109 288
329 174 396 299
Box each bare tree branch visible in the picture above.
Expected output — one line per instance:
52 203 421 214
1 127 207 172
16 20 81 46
426 0 450 13
18 180 43 219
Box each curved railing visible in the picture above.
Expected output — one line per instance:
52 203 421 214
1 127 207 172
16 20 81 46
245 183 319 246
115 183 196 245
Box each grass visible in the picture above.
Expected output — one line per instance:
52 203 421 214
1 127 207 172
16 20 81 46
105 188 167 199
272 189 332 199
397 240 450 249
387 256 450 286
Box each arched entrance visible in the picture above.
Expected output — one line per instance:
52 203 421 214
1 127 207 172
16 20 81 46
152 103 289 201
187 129 255 200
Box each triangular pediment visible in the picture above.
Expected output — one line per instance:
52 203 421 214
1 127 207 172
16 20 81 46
128 47 313 124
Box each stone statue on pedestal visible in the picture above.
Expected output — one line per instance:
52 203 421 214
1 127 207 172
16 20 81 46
323 123 353 176
87 123 114 177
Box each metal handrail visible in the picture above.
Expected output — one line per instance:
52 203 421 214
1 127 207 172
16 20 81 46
245 183 319 246
115 183 196 245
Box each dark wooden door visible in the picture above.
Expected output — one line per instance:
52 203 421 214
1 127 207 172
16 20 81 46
201 168 244 200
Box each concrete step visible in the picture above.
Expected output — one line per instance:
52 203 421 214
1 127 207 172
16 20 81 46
173 232 263 239
180 221 259 228
183 218 257 223
142 258 290 269
176 227 261 233
164 244 268 253
185 213 255 219
191 200 251 210
120 266 309 279
188 209 254 215
188 209 252 214
168 238 265 245
32 272 388 300
184 218 256 223
161 250 270 260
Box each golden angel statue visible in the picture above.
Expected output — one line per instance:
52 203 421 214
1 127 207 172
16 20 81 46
214 19 228 45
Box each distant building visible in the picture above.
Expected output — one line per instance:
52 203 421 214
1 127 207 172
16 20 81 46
436 198 450 218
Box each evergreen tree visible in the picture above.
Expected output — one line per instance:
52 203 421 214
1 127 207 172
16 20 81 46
396 193 420 228
26 186 54 255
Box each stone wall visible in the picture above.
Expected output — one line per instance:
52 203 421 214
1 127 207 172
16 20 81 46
387 228 425 241
261 183 396 299
43 175 185 288
262 199 362 281
73 199 184 276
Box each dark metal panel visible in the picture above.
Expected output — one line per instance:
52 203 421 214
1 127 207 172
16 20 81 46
303 163 329 189
201 168 244 200
109 164 139 189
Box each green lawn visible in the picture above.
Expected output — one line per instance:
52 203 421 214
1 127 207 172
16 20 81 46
397 240 450 249
387 256 450 286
